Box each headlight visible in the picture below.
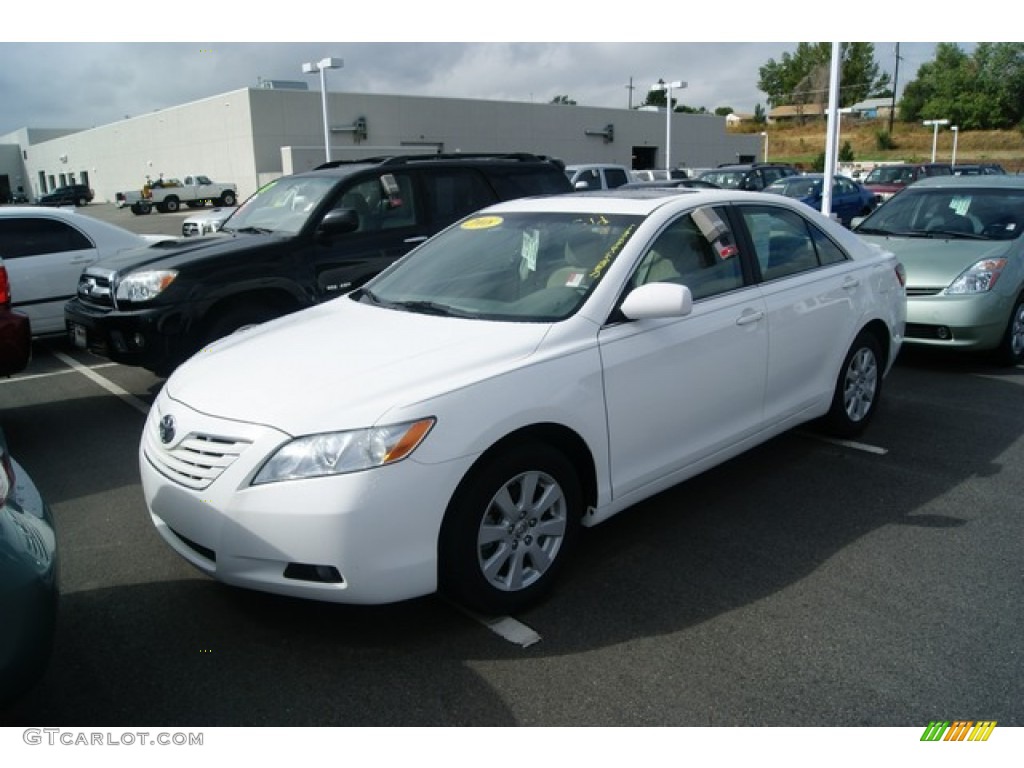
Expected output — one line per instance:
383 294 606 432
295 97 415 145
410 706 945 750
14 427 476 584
945 258 1007 295
252 418 435 485
115 269 178 302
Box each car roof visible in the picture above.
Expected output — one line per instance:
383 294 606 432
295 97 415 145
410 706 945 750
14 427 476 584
0 205 90 218
307 152 565 177
904 175 1024 191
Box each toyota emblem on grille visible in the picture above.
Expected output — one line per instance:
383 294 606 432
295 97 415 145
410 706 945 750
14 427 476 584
159 415 176 444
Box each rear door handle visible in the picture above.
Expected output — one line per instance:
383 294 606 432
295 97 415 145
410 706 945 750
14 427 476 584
842 276 860 290
403 236 429 244
735 309 765 326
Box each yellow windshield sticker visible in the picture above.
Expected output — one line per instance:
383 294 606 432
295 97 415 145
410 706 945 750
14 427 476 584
461 215 504 230
589 224 636 280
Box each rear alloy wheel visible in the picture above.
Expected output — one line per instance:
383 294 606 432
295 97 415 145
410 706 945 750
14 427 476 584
995 294 1024 366
824 331 882 437
440 442 582 615
220 191 237 206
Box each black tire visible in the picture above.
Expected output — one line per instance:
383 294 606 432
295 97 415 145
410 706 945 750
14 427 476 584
76 196 89 207
163 197 180 213
130 201 151 215
994 294 1024 366
219 191 237 207
823 330 883 438
439 441 582 614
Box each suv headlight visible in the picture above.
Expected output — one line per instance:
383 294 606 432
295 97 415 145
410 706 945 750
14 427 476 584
945 258 1007 295
252 418 435 485
115 270 178 302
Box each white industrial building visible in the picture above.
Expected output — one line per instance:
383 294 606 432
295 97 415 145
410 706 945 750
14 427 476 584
0 85 761 204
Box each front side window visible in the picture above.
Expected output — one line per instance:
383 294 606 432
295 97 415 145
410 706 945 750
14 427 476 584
0 217 93 258
631 208 743 300
334 174 417 233
355 211 642 322
604 168 630 188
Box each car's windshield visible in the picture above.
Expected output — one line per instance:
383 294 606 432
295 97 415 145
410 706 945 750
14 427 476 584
698 170 745 189
354 211 643 322
855 188 1024 240
768 178 821 199
222 176 338 235
864 166 914 185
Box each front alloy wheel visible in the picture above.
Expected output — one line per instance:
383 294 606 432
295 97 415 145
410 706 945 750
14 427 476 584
824 331 882 437
995 295 1024 366
440 442 581 615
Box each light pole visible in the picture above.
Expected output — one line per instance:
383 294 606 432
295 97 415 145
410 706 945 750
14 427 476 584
651 79 687 173
922 118 949 163
302 57 344 163
951 125 959 168
760 131 768 162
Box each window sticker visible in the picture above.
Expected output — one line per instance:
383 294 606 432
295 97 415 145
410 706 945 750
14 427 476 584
520 229 540 273
949 196 971 216
588 223 636 280
461 215 503 230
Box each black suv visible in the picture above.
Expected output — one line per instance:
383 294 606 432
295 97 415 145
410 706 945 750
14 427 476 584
65 153 572 375
697 163 799 191
37 184 94 207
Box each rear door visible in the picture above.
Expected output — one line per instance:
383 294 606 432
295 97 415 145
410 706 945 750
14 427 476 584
0 214 98 334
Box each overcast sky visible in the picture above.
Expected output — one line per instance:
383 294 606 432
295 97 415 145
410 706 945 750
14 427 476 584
2 5 991 136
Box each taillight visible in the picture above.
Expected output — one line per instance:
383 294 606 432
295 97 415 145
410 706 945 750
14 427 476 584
0 264 11 307
894 262 907 288
0 448 13 506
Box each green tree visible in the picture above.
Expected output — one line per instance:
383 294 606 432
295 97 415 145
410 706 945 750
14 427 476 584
549 95 577 105
900 43 1024 129
753 103 766 124
715 106 735 117
758 43 891 109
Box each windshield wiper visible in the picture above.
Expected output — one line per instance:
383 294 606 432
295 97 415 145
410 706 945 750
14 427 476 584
231 226 275 235
921 229 988 240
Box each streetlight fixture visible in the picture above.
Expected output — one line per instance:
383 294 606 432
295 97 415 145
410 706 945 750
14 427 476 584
302 57 344 163
760 131 768 162
651 79 687 173
922 118 950 163
951 125 959 168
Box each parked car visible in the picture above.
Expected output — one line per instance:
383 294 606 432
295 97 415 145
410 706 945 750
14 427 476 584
697 163 799 191
861 163 953 202
620 179 721 191
0 258 31 377
853 175 1024 364
565 164 632 190
0 426 59 707
0 207 173 335
764 173 877 227
141 187 906 614
36 184 94 207
630 169 689 182
66 152 573 375
181 206 234 237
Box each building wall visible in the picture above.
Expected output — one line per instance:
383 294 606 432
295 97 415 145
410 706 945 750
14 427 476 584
6 88 760 203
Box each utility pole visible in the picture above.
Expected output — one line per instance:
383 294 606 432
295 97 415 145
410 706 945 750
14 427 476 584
889 43 902 136
625 77 635 109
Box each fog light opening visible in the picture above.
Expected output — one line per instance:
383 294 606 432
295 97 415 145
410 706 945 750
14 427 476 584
283 563 344 583
936 326 951 340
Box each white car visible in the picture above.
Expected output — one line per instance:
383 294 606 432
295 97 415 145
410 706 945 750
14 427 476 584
181 207 234 237
141 189 906 614
0 207 172 335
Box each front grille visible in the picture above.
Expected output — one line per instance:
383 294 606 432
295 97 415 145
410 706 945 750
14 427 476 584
905 286 944 297
145 427 251 490
77 269 117 308
182 222 199 236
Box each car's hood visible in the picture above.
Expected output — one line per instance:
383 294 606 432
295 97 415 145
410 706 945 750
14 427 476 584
89 231 275 273
164 297 553 435
857 234 1013 287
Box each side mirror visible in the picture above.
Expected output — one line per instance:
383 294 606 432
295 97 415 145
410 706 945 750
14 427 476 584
620 282 693 320
318 208 360 236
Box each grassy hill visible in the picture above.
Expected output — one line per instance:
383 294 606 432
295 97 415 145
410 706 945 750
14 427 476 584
731 120 1024 172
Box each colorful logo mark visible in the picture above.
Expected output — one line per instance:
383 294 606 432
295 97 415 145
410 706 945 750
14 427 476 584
920 721 997 742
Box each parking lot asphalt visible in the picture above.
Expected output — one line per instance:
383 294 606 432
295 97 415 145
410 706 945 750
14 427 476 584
0 204 1022 729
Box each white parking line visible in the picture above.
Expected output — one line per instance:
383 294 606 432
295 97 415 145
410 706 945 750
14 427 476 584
451 603 542 647
0 360 120 385
51 351 152 416
806 433 888 455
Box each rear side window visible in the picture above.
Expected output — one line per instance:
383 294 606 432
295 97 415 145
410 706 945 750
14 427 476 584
488 167 573 197
739 205 848 281
0 217 93 258
604 168 630 188
422 170 496 229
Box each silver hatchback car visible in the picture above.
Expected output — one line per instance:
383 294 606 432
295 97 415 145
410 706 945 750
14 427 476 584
854 175 1024 365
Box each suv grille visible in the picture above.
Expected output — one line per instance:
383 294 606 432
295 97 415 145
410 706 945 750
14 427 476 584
77 268 117 308
144 427 251 490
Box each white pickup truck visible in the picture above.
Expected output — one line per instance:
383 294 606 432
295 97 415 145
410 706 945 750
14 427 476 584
116 174 238 215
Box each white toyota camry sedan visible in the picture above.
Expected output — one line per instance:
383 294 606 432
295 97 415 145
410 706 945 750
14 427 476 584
141 189 906 614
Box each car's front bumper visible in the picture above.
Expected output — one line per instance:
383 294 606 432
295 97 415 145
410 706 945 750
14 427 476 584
905 290 1014 351
140 394 473 605
64 297 190 372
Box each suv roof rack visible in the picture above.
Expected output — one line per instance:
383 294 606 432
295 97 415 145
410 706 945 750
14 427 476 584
314 153 564 171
